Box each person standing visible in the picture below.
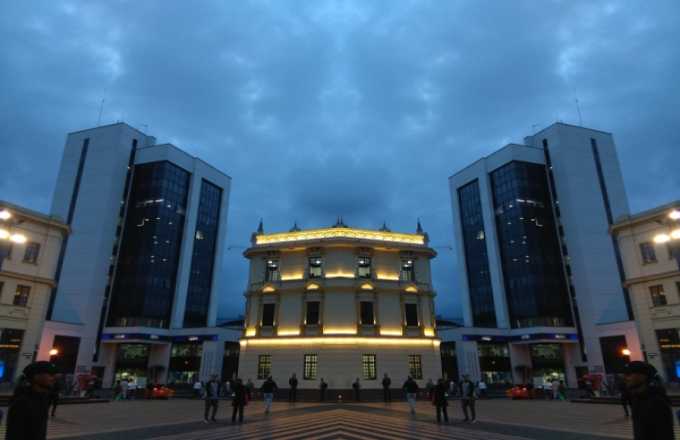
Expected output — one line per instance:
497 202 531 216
231 378 247 424
551 378 560 400
193 379 203 399
623 361 673 440
120 378 129 400
203 375 222 423
402 376 419 415
6 361 57 440
433 378 449 423
460 375 477 423
320 378 328 402
261 376 278 414
558 380 567 401
288 373 298 403
352 378 361 402
382 374 392 402
425 378 435 400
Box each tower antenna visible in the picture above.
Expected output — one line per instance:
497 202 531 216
97 98 105 126
575 98 583 126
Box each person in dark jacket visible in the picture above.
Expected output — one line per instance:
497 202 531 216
382 374 392 402
288 373 298 402
433 378 449 423
352 378 361 401
203 375 222 423
6 361 57 440
616 374 631 417
402 376 419 415
231 378 247 423
320 378 328 402
459 375 476 423
48 375 62 418
624 361 673 440
261 376 278 414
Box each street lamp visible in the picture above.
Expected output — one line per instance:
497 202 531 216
0 208 28 268
0 209 11 220
654 209 680 267
49 348 59 356
621 348 631 357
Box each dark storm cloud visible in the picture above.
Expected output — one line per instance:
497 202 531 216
1 0 679 319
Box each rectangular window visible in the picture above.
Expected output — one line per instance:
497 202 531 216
404 303 419 327
360 301 375 325
362 354 376 380
23 242 40 264
305 301 320 325
408 354 423 379
265 259 280 282
650 285 667 307
257 354 272 379
308 257 323 279
400 259 415 282
357 257 372 279
304 354 318 380
13 285 31 307
640 242 657 264
262 303 276 326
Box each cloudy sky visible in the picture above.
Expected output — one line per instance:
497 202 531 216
1 1 679 320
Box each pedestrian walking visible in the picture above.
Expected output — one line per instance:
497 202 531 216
382 373 392 402
120 378 129 400
352 378 361 402
616 374 631 417
402 376 419 415
203 375 222 423
6 361 57 440
231 378 247 424
477 380 487 399
425 378 435 400
193 379 203 399
623 361 673 440
460 375 477 423
551 378 560 400
289 373 298 402
558 380 567 401
48 376 61 418
433 378 449 423
320 378 328 401
114 380 123 400
261 376 278 414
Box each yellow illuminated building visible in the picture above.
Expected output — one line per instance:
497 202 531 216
238 220 441 395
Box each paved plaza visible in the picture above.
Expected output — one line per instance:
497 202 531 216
1 398 677 439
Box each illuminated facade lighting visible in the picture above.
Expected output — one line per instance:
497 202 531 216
423 328 435 337
281 273 304 281
325 271 355 279
379 329 403 336
0 229 9 239
244 328 257 337
376 273 400 281
306 283 320 290
654 234 671 244
360 283 374 290
323 327 357 335
10 233 27 244
669 210 680 220
240 336 440 348
277 328 301 336
255 227 425 246
671 229 680 240
404 285 418 293
0 209 11 220
262 285 276 293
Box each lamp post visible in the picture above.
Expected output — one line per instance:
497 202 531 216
0 208 28 269
653 209 680 269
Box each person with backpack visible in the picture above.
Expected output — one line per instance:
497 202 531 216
432 378 449 423
261 376 278 414
231 378 247 424
402 376 419 415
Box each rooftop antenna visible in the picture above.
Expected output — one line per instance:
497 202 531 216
97 98 105 126
575 98 583 126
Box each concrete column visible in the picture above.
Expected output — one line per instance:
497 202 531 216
199 341 223 381
509 343 531 384
457 341 481 381
148 343 171 384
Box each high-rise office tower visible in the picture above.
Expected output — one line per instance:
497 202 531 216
447 123 641 386
37 123 234 386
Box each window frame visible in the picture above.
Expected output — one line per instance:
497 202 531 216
408 354 423 379
362 354 376 380
308 257 323 279
640 242 657 264
261 303 276 327
404 303 419 327
265 259 280 282
23 242 40 264
13 285 31 307
357 257 372 279
400 259 415 282
257 354 272 380
305 301 320 326
649 284 668 307
360 301 375 326
303 353 318 380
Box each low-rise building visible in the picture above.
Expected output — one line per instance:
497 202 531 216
238 221 441 398
612 202 680 382
0 201 68 383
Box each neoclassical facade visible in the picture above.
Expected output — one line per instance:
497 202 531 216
238 221 441 395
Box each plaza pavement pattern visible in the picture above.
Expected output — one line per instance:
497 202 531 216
0 399 677 439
